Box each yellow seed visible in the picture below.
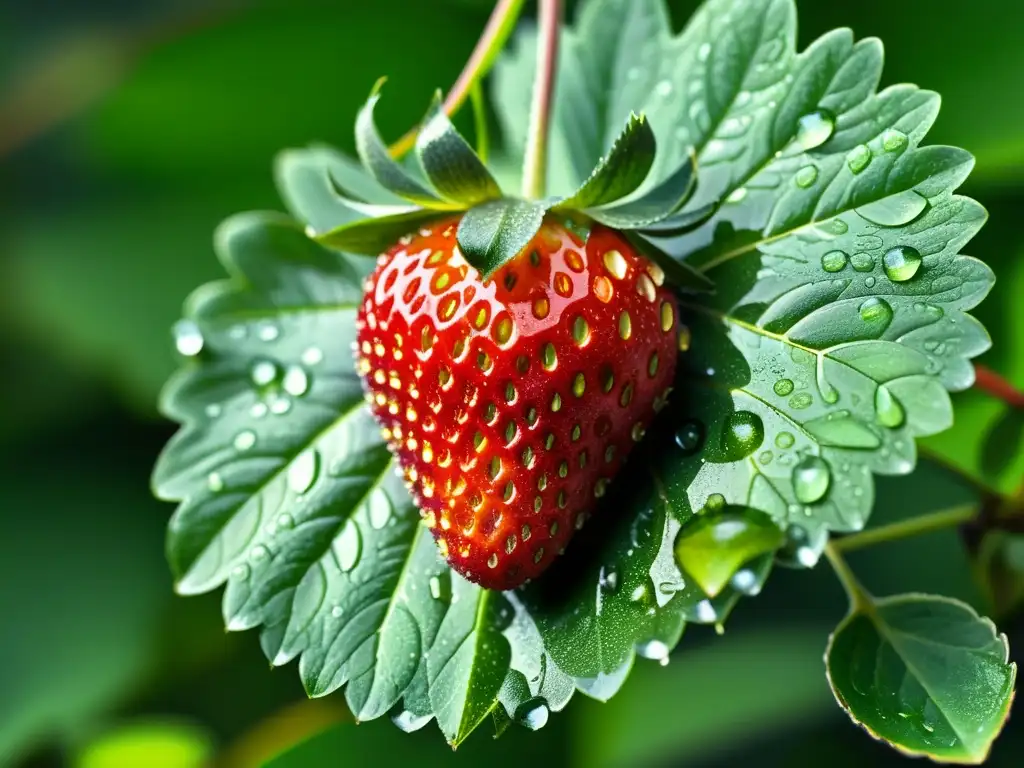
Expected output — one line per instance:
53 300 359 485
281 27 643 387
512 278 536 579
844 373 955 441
648 352 660 377
439 368 451 386
558 461 569 478
620 383 633 407
527 407 539 426
557 491 567 509
505 533 517 552
538 474 548 491
495 316 513 345
660 301 675 332
361 341 372 355
374 343 386 357
542 343 557 370
619 311 632 340
631 422 646 441
504 422 517 442
433 272 450 291
423 510 437 528
474 431 486 451
421 327 433 351
488 456 502 479
452 337 467 359
427 250 445 266
637 273 656 302
503 482 515 502
603 249 628 279
572 373 586 397
477 351 492 372
647 262 665 286
532 296 550 319
595 478 609 497
593 275 613 303
484 403 497 423
601 369 615 393
571 424 582 442
534 547 545 564
505 382 517 402
522 524 532 541
487 553 498 568
474 306 489 328
534 496 543 512
678 325 692 352
522 446 535 466
374 369 386 384
545 433 555 450
438 539 449 558
579 450 588 468
605 445 616 463
551 393 562 412
572 316 590 345
550 521 559 536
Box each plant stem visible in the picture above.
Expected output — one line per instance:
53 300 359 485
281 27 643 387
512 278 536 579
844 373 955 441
470 81 490 163
830 503 978 553
388 0 526 159
974 364 1024 409
823 543 872 613
521 0 561 199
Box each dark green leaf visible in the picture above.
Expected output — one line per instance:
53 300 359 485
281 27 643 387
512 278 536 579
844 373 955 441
980 410 1024 481
673 507 783 597
638 202 719 237
557 113 657 210
584 151 697 229
315 209 451 256
973 528 1024 619
826 594 1016 764
622 231 714 294
415 91 502 206
354 81 453 209
455 199 546 278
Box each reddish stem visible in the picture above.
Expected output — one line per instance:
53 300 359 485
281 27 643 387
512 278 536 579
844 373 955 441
521 0 561 199
974 364 1024 409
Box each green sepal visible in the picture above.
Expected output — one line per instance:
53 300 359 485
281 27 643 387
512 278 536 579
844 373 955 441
556 113 656 210
415 90 503 207
354 79 456 210
585 150 697 229
324 169 422 220
455 198 546 279
315 208 451 256
622 230 714 294
637 201 719 237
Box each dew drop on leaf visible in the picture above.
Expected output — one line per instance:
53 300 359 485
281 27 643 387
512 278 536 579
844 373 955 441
773 378 795 396
282 365 310 396
207 472 224 492
731 568 761 595
720 411 765 460
846 144 872 174
882 245 922 282
251 360 279 387
655 79 673 98
705 493 726 511
515 698 550 731
874 384 905 428
258 322 280 342
864 276 876 288
726 187 748 203
850 252 874 272
234 430 256 451
288 450 319 494
205 403 222 419
697 42 711 61
775 431 795 449
820 250 848 273
335 519 362 572
428 574 451 602
367 490 392 529
794 165 818 188
277 513 295 530
858 297 894 335
881 128 908 152
392 710 432 733
788 392 813 410
792 455 831 504
599 566 620 593
249 544 270 563
856 189 927 227
636 639 670 665
793 108 835 151
173 319 204 357
673 420 704 454
301 346 324 365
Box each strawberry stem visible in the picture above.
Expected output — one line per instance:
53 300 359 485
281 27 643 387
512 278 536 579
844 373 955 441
521 0 561 200
388 0 526 159
974 364 1024 409
470 80 490 163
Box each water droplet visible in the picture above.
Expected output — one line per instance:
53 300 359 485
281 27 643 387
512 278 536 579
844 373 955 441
758 450 773 465
874 385 905 428
251 360 279 387
731 568 760 595
234 430 256 451
335 519 362 571
846 144 872 174
205 403 222 418
270 396 291 415
288 450 319 494
282 366 309 396
794 109 835 151
249 544 270 563
881 128 908 152
773 378 795 396
792 455 831 504
820 250 848 273
726 187 748 203
721 411 765 460
515 698 550 731
173 319 204 356
636 639 670 665
258 323 280 342
858 297 894 333
674 420 704 454
231 563 250 581
705 493 726 511
789 392 813 410
864 276 876 288
367 491 392 529
856 190 927 227
392 710 432 733
850 252 874 272
207 472 224 492
697 42 712 62
656 79 673 97
301 346 323 366
626 66 643 81
795 165 818 188
775 431 795 449
882 245 922 282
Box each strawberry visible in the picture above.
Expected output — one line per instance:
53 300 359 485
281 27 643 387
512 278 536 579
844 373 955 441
355 217 679 590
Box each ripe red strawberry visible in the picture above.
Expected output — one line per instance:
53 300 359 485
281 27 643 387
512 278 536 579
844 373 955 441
355 217 680 590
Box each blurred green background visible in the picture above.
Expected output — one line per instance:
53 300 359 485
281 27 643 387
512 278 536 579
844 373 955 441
1 0 1022 765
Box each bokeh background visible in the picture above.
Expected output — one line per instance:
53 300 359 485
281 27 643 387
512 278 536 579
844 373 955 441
2 0 1023 765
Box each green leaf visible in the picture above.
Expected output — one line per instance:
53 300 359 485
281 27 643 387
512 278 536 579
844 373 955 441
583 151 697 229
826 594 1016 764
354 81 453 209
315 209 452 256
75 720 214 768
415 91 503 206
455 199 546 278
673 506 783 597
621 231 714 294
557 113 657 210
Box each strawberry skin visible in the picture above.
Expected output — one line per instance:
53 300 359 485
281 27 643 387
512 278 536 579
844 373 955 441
354 217 679 590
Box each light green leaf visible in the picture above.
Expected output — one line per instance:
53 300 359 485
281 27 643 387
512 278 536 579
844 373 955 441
415 91 503 206
556 113 657 210
455 198 546 278
354 82 453 209
826 594 1016 764
315 209 452 256
673 506 783 597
